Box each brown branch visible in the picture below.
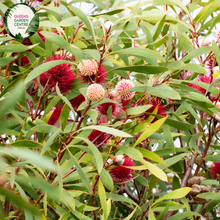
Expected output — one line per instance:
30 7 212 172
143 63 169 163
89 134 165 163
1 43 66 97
0 62 11 90
124 184 139 203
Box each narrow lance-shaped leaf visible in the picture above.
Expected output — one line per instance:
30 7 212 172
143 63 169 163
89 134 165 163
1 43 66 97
134 117 168 147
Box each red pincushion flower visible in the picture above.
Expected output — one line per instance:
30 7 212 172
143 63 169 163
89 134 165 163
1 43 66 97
187 74 211 94
109 157 135 183
96 96 121 118
79 64 107 84
88 129 108 146
70 94 85 111
15 56 30 66
210 162 220 179
142 97 166 122
48 105 63 125
39 55 75 94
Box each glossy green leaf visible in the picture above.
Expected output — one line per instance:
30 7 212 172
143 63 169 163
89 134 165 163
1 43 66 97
31 124 58 133
108 65 168 74
79 125 132 138
0 44 29 52
10 140 43 148
153 187 191 205
60 104 69 131
204 155 220 162
126 105 152 115
116 145 143 161
0 57 15 67
98 180 108 219
163 124 175 153
99 169 113 191
134 117 168 147
67 149 93 194
142 160 167 182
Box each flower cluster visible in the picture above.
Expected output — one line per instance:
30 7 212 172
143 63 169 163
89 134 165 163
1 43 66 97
38 55 75 94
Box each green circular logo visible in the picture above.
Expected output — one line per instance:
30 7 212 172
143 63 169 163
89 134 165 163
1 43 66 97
3 3 39 39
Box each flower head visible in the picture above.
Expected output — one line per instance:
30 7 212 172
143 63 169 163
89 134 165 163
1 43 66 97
15 56 30 66
187 74 211 94
70 94 85 111
96 95 121 118
48 105 63 125
110 157 135 183
39 55 75 94
115 79 135 100
142 97 166 122
79 64 107 84
88 129 108 146
87 84 105 102
78 60 98 76
210 162 220 179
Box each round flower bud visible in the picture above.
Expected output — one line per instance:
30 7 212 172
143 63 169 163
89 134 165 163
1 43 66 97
87 83 105 102
114 155 125 165
78 59 98 76
115 79 135 100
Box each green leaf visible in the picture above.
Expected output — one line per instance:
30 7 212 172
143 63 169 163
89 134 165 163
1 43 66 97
99 169 113 191
0 187 39 215
126 105 152 115
73 137 103 174
31 124 58 133
68 6 97 47
116 145 143 161
179 100 202 127
124 207 137 220
110 48 164 61
59 17 81 27
41 130 61 155
163 124 175 153
153 187 191 205
0 79 24 118
197 192 220 200
108 65 168 74
138 148 167 165
24 60 72 84
182 46 212 62
0 44 29 52
142 160 167 182
67 149 93 194
0 147 56 171
98 180 108 219
41 31 87 60
134 117 168 147
59 104 69 131
10 140 43 148
79 125 132 138
0 57 15 67
148 207 156 220
204 155 220 162
212 41 220 66
189 132 203 152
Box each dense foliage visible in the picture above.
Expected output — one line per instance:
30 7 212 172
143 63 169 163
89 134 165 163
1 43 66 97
1 0 220 219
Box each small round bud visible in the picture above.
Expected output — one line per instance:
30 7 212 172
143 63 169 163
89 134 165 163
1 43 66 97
78 60 98 76
115 79 135 100
87 84 105 102
114 155 125 165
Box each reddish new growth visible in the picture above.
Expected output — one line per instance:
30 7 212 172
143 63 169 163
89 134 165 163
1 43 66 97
80 64 107 84
39 55 75 94
110 157 135 183
48 105 63 125
187 74 211 94
88 129 108 146
70 94 85 111
210 162 220 179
